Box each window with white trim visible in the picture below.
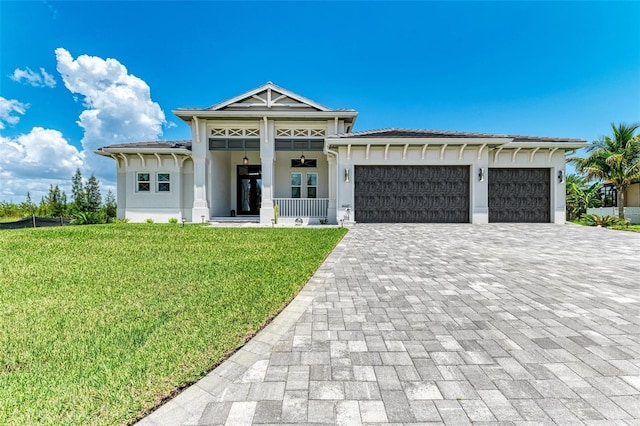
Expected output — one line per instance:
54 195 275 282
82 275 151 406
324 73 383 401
157 173 170 192
291 173 301 198
306 173 317 198
137 173 150 192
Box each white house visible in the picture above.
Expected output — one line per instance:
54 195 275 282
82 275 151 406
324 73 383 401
95 82 588 224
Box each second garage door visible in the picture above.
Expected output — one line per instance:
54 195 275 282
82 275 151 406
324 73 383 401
354 166 470 223
488 168 550 223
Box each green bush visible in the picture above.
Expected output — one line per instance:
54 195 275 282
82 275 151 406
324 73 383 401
145 218 154 224
72 211 101 225
111 218 129 224
168 217 178 224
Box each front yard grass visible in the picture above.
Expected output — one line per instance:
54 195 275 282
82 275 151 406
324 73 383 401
0 224 346 425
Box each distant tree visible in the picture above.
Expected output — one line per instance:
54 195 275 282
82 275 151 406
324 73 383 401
103 189 117 219
20 192 37 217
85 174 102 212
71 168 87 213
570 122 640 219
36 197 49 216
45 185 67 217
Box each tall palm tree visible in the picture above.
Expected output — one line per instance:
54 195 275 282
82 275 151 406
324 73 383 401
570 123 640 219
565 174 602 220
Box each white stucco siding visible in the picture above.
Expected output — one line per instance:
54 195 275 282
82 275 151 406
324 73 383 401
120 155 186 223
210 151 232 217
273 151 329 199
181 159 194 221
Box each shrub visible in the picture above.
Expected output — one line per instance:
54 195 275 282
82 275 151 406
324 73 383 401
145 218 154 224
112 218 129 224
582 214 624 228
168 217 178 224
72 211 101 225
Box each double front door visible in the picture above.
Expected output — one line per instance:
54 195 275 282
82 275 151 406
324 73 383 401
237 165 262 215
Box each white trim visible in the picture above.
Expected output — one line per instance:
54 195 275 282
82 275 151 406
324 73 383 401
421 144 428 160
529 147 540 163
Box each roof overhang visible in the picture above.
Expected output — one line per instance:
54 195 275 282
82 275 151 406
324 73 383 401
95 147 192 156
500 141 589 149
326 137 512 146
173 109 359 123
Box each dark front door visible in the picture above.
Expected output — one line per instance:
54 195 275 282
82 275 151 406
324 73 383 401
354 166 470 223
237 165 262 215
488 168 550 223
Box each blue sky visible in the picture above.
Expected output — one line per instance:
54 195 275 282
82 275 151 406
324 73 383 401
1 1 639 202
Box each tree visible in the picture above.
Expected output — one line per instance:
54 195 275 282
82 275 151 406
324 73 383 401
85 174 102 212
565 174 602 220
45 185 67 217
20 192 36 217
570 122 640 219
71 168 87 213
103 189 117 219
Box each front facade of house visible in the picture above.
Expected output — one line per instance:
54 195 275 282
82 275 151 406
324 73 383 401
96 82 587 224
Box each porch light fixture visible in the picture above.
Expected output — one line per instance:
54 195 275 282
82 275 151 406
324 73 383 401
181 217 186 227
558 170 565 183
478 167 484 182
243 151 249 165
300 153 305 164
344 168 350 183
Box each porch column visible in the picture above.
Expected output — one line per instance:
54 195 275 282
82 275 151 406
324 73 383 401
327 154 337 224
260 118 275 225
191 117 210 220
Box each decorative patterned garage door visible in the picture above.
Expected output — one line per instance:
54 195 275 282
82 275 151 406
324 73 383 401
488 168 550 223
354 166 470 223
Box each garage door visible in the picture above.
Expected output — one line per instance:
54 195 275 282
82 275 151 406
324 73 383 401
354 166 470 223
488 168 550 223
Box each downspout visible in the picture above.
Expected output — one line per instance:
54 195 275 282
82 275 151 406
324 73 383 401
325 146 340 224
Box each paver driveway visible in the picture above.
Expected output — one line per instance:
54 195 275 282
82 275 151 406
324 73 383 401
139 224 640 425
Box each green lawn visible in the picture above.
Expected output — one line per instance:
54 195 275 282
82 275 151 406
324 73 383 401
0 224 346 425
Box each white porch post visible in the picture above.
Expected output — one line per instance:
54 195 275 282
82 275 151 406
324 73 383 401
260 118 275 225
327 154 337 224
191 117 210 221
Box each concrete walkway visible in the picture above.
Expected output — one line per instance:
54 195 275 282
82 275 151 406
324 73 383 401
139 224 640 425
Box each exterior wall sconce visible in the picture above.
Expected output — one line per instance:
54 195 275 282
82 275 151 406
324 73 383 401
243 150 249 165
558 170 565 183
478 167 484 182
300 153 305 164
344 168 350 183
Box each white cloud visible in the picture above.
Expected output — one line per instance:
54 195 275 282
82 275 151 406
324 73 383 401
0 128 83 200
55 48 166 181
0 96 28 129
10 67 57 88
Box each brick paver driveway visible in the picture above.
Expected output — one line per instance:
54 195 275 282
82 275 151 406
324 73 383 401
140 224 640 425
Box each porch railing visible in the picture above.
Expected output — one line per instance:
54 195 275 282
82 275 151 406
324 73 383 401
273 198 329 217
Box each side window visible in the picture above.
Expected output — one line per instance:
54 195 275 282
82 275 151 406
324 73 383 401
306 173 317 198
137 173 150 192
291 173 301 198
157 173 170 192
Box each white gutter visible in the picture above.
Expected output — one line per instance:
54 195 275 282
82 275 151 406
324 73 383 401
325 137 512 146
325 147 340 224
95 147 192 156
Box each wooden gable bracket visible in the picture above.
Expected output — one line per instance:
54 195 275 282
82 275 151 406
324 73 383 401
402 144 409 160
458 144 467 160
171 153 179 168
137 153 146 167
347 144 352 160
548 147 558 162
529 147 540 163
511 147 521 163
477 144 487 160
440 144 448 160
384 144 390 160
494 147 503 163
365 144 371 160
109 154 121 168
421 144 429 160
154 153 163 168
119 153 129 167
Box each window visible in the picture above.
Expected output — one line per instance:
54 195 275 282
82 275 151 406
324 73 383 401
157 173 170 192
137 173 150 192
307 173 317 198
291 173 301 198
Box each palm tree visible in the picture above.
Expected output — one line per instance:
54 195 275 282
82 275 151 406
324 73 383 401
570 123 640 219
